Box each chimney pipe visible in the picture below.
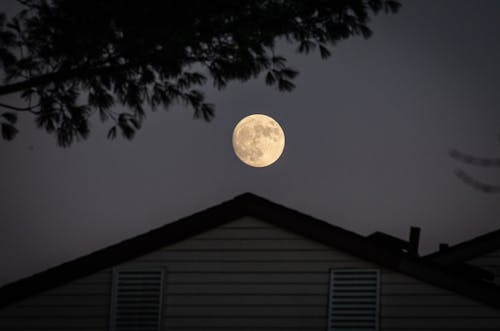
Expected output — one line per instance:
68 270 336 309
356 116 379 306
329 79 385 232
408 226 420 256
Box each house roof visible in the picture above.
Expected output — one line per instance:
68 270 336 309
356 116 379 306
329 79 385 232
425 227 500 264
1 193 500 309
367 231 412 252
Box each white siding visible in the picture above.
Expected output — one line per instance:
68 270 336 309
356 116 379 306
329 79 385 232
379 271 500 330
468 248 500 285
128 217 356 330
1 216 499 331
0 271 112 330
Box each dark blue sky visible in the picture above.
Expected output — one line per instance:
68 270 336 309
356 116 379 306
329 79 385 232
1 0 500 286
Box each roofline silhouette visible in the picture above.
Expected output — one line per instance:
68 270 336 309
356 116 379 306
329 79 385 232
1 193 499 309
425 227 500 264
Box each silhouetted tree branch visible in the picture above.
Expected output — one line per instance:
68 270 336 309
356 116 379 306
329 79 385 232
0 101 39 113
450 148 500 193
0 0 400 146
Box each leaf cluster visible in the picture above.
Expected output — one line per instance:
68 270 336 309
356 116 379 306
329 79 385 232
0 0 400 146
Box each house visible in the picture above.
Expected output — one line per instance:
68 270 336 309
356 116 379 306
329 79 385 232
425 227 500 285
0 193 499 331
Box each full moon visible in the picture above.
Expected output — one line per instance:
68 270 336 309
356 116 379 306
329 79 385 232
232 114 285 167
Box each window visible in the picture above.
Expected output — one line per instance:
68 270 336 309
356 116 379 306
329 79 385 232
110 269 165 331
327 269 380 331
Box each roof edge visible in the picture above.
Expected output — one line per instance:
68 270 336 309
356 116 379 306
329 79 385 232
1 193 500 310
425 228 500 264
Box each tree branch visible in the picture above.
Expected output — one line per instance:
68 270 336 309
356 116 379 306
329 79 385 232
455 168 500 193
0 101 39 113
0 62 135 96
450 148 500 167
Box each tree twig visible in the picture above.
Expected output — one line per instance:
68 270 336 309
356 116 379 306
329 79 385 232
0 102 40 113
450 148 500 167
455 168 500 193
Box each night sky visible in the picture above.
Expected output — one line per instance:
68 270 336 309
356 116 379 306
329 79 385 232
1 0 500 287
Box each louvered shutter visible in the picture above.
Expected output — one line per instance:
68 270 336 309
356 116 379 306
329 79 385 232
327 269 379 331
110 269 164 331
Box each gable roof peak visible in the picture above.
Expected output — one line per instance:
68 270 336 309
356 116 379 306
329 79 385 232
1 192 500 310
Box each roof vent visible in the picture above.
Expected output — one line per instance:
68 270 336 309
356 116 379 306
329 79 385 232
328 269 380 331
110 269 164 331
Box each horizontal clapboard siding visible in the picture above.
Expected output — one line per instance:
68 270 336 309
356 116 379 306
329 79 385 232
128 217 365 331
468 249 500 285
379 272 500 329
1 216 500 331
134 217 500 330
0 270 111 330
